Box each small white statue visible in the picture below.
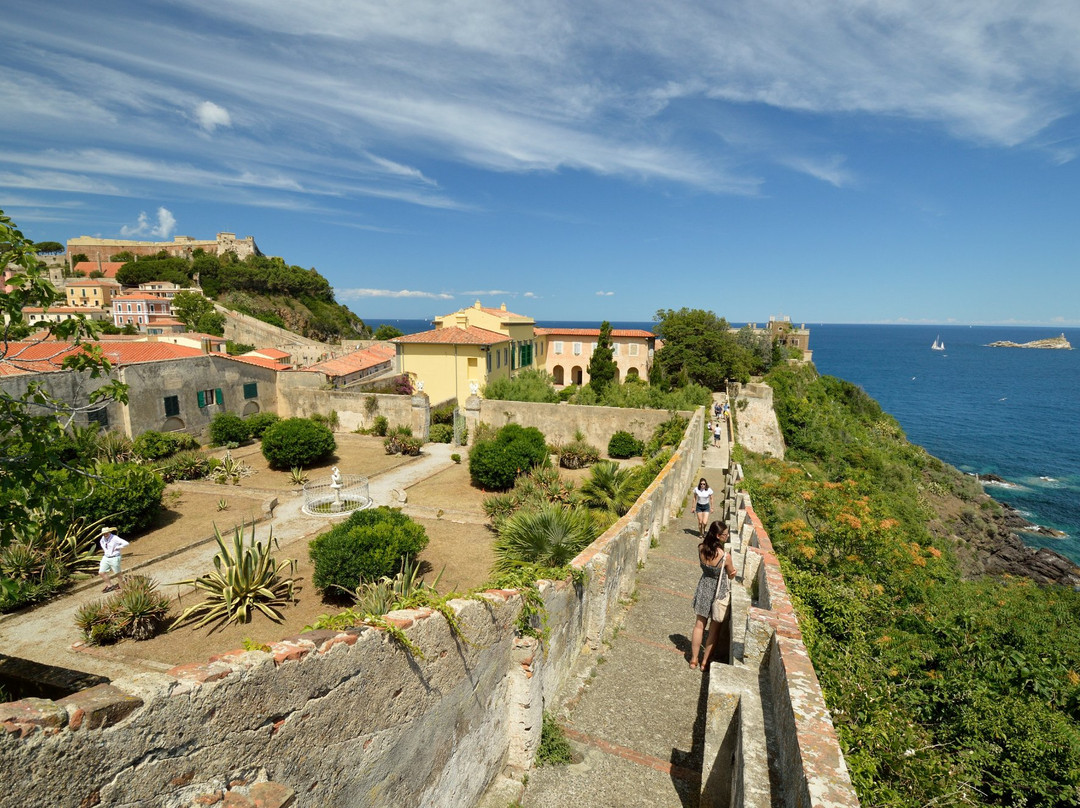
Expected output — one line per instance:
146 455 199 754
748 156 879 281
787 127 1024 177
417 380 425 392
469 381 479 396
330 466 342 487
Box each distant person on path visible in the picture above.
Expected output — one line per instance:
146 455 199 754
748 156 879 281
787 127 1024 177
713 419 723 447
98 526 129 592
689 521 736 670
692 478 714 538
714 401 722 419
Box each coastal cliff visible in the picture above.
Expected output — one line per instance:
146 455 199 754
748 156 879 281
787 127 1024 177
986 333 1072 349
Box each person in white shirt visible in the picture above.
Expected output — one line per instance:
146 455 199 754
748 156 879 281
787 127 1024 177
98 527 129 592
692 478 713 538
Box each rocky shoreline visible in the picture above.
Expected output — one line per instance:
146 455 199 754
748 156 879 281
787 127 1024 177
986 333 1072 349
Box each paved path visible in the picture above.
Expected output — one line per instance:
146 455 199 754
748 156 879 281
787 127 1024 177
0 444 457 682
519 399 730 808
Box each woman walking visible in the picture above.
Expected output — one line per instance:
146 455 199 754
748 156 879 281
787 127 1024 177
692 478 713 538
689 521 736 670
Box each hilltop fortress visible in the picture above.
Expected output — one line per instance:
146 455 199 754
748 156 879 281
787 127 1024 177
67 233 262 267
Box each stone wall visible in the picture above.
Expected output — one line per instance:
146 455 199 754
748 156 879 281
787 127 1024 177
276 376 428 438
217 306 334 365
0 407 706 808
468 397 687 449
731 383 785 459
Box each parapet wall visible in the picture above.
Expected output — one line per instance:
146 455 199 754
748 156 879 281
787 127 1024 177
0 408 706 808
729 489 861 808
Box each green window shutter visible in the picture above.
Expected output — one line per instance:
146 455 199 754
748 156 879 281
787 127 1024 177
243 382 258 399
215 388 224 405
164 396 179 417
197 390 206 408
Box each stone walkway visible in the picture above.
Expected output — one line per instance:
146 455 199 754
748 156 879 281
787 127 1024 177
516 397 731 808
0 443 458 682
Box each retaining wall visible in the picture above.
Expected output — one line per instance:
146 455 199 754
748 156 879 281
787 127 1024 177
0 407 706 808
276 375 427 438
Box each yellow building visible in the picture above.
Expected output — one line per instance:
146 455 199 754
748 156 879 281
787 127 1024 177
65 278 121 309
393 302 537 404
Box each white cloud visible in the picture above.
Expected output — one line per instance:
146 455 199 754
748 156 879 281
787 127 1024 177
121 207 177 239
194 101 232 132
338 288 454 300
461 290 514 296
523 291 538 298
596 291 615 296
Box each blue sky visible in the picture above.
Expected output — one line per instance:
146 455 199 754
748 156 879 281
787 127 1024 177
3 1 1079 326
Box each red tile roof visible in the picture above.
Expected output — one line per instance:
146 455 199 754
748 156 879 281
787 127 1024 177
251 348 291 359
393 326 509 345
224 354 291 371
305 344 395 377
72 262 125 279
66 278 121 287
534 327 655 338
0 341 203 375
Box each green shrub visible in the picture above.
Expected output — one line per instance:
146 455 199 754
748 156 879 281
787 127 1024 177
261 418 336 469
309 507 429 594
310 410 339 430
493 504 596 572
537 711 575 766
384 433 423 455
644 415 689 456
156 450 210 482
607 430 644 459
74 575 171 644
429 423 453 443
482 368 558 403
209 412 251 446
372 415 389 437
75 462 166 535
450 453 461 464
557 439 601 470
431 403 455 425
244 411 280 438
133 430 199 461
469 423 548 491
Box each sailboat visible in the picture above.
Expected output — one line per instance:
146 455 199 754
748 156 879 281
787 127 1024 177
931 336 945 351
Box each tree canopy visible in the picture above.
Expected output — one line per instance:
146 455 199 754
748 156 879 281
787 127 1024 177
373 324 404 340
652 308 774 387
172 291 225 336
1 210 128 546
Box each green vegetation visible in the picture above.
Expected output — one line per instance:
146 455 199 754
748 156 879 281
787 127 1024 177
373 324 404 340
607 430 644 459
555 434 601 470
33 241 64 255
469 423 549 491
172 290 225 336
132 429 200 461
244 411 280 439
173 524 298 630
260 417 336 469
745 362 1080 806
429 423 454 443
536 712 575 766
578 461 641 517
0 517 101 612
209 411 251 446
74 462 166 535
586 321 618 394
74 575 171 645
308 507 429 596
482 368 559 403
652 307 777 386
1 210 128 549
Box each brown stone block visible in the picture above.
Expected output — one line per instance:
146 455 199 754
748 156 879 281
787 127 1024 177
0 698 68 731
168 662 232 684
57 684 142 730
250 782 296 808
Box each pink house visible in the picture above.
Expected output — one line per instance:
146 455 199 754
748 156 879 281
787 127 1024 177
534 327 655 387
111 294 174 328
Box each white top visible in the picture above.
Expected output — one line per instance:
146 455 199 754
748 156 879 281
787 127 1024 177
100 533 129 558
693 487 713 506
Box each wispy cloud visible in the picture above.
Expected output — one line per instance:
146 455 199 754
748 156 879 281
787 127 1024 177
338 288 454 300
461 290 514 297
596 291 615 296
121 207 177 239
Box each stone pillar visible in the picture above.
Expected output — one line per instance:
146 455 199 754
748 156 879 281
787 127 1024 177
583 554 609 650
463 395 482 444
410 393 430 441
505 636 544 769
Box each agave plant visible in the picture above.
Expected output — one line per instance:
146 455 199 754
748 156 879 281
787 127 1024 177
210 451 253 485
113 576 172 641
493 504 597 573
172 524 298 630
96 430 135 464
348 555 443 616
578 461 642 517
289 466 309 486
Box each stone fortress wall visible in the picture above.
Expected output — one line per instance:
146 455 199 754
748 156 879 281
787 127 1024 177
0 405 707 808
0 397 858 807
66 233 260 266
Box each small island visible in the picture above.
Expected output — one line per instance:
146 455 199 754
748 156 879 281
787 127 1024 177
986 333 1072 349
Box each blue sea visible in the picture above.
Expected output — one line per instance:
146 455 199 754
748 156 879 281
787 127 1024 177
367 317 1080 563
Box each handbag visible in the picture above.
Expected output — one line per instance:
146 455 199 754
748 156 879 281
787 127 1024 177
710 554 732 622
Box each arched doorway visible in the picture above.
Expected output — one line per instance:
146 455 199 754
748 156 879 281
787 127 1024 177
571 366 583 386
242 401 260 416
163 417 185 432
626 367 640 381
552 365 564 385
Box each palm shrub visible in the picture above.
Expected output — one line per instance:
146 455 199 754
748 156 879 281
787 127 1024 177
556 436 601 470
309 507 429 595
493 504 597 573
173 524 298 630
157 450 209 482
261 417 336 469
244 411 280 439
469 423 549 491
74 575 171 644
209 412 251 446
579 461 642 517
371 415 389 436
607 430 644 459
96 431 135 463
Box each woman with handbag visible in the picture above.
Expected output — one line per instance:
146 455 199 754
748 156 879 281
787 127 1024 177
689 520 736 670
